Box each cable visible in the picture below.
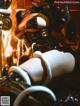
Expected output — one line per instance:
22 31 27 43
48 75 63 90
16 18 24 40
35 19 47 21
13 85 57 106
9 66 31 86
33 51 52 84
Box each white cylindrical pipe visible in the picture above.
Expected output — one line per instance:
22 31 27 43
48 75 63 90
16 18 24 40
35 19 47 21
34 50 75 78
20 58 44 82
20 50 75 83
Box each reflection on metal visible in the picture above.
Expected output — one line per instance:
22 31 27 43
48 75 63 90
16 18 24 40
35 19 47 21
0 21 2 76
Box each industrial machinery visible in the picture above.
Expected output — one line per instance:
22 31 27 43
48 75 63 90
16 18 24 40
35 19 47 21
0 0 80 106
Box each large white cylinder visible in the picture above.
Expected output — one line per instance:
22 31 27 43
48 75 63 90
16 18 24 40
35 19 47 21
20 50 75 83
20 58 44 82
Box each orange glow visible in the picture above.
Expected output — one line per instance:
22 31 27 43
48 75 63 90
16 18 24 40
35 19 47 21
2 30 13 57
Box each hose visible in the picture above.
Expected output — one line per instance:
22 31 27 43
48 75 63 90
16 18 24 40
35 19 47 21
33 51 52 84
13 85 57 106
9 66 31 86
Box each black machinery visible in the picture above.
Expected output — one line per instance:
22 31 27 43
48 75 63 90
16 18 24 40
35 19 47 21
0 0 80 106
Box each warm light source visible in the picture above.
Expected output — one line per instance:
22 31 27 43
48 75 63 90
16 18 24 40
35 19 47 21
2 30 13 57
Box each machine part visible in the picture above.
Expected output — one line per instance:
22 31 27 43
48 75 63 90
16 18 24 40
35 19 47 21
0 13 12 30
33 51 52 84
16 11 53 53
13 85 57 106
15 5 66 54
18 13 38 31
0 75 27 106
2 16 12 30
9 66 31 85
0 0 11 9
20 50 75 84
